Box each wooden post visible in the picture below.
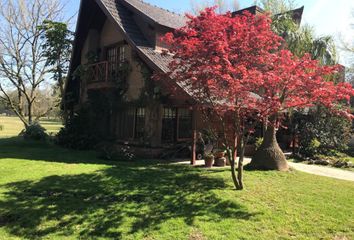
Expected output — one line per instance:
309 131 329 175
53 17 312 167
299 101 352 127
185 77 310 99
105 62 109 82
191 107 197 165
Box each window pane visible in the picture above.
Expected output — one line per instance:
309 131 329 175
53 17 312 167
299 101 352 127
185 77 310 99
178 108 192 139
135 108 145 139
119 46 125 64
116 107 135 140
162 107 177 142
107 46 118 79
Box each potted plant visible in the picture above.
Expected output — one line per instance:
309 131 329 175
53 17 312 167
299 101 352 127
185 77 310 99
213 149 227 167
204 153 214 168
214 149 226 159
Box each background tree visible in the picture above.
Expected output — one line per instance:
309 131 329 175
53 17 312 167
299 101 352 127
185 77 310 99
252 0 339 166
156 8 353 189
254 0 297 14
0 0 65 128
190 0 240 14
39 20 73 121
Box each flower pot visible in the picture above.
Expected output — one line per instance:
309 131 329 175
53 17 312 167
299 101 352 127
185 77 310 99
214 151 225 159
204 156 214 168
214 157 226 167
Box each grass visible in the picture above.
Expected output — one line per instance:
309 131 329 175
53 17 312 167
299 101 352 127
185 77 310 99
0 138 353 239
0 116 62 138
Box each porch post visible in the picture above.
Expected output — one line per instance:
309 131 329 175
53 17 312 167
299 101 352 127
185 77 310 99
191 106 197 165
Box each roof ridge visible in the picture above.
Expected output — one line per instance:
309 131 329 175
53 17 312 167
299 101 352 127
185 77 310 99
131 0 184 17
120 0 186 29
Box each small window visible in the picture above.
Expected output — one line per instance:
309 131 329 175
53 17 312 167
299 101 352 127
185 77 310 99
135 107 145 139
106 44 126 79
107 45 119 77
119 45 125 66
177 108 192 139
116 107 135 140
162 107 177 142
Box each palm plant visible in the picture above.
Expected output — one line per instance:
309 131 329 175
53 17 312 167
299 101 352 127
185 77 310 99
273 14 338 65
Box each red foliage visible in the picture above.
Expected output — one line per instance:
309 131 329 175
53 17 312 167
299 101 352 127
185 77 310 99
154 7 354 121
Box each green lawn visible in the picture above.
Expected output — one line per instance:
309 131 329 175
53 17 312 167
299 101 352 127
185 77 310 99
0 138 353 239
0 116 62 138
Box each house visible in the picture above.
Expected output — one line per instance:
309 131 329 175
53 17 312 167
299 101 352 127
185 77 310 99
64 0 304 159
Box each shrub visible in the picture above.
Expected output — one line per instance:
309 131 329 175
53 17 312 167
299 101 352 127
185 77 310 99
20 123 48 141
255 137 264 150
56 107 98 150
0 125 3 131
296 106 352 157
305 138 321 157
98 143 136 161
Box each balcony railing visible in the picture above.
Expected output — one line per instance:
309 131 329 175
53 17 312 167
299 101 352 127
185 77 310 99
87 61 109 83
86 61 130 85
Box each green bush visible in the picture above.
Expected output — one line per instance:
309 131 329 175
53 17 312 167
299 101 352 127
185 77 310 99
56 107 98 150
0 124 3 131
296 106 352 157
20 123 48 141
255 137 264 150
98 144 136 161
306 138 321 157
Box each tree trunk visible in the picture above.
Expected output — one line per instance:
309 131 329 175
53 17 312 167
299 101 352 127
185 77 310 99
58 68 69 123
227 134 243 190
28 102 33 126
237 136 245 190
250 125 289 171
227 147 241 190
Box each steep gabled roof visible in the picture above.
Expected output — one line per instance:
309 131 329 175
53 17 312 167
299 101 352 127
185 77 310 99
97 0 172 73
121 0 187 29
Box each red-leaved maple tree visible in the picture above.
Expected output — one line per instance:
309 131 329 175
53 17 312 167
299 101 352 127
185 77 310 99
155 7 354 190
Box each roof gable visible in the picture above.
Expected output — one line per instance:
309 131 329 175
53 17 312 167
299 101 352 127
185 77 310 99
121 0 187 29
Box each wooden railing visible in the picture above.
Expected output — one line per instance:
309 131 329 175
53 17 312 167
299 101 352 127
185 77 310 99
87 61 109 83
87 61 130 84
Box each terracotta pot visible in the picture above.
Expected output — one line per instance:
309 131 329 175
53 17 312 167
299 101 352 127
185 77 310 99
214 157 226 167
214 151 225 159
204 156 214 168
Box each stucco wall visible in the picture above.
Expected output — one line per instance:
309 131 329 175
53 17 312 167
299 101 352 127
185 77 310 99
99 19 122 48
80 19 145 102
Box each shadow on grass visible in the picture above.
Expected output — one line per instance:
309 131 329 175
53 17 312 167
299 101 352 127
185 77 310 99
0 137 191 166
0 163 259 239
0 137 114 165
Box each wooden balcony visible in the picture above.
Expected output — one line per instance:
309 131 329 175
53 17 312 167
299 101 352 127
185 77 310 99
86 61 128 89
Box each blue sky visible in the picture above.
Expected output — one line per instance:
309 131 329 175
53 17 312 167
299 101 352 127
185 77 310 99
64 0 354 65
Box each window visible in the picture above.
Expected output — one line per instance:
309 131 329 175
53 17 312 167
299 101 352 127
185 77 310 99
162 107 193 143
177 108 192 139
119 45 125 66
106 44 126 80
107 45 118 78
116 107 145 141
116 107 135 140
135 108 145 139
162 107 177 142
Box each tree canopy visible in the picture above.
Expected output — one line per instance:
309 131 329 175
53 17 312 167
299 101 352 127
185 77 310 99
155 7 354 189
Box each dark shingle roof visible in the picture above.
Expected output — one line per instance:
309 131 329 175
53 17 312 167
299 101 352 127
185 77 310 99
121 0 187 29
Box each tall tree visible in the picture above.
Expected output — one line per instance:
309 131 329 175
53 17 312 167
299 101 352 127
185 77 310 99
262 0 338 65
39 20 73 121
190 0 240 14
0 0 65 128
255 0 297 14
156 8 353 189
